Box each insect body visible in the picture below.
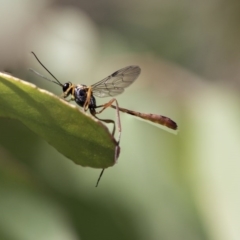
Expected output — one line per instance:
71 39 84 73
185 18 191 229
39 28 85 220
30 52 177 187
63 82 97 112
74 85 95 109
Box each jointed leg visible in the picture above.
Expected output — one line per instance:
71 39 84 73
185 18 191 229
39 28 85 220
95 98 121 144
83 86 92 111
62 96 75 102
92 98 122 187
61 87 75 102
92 113 116 137
95 169 105 187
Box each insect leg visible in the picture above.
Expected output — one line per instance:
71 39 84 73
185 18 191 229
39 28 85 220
62 96 75 102
83 86 92 111
89 113 119 188
95 169 105 187
92 114 116 136
92 99 122 187
90 108 120 161
61 87 75 102
95 98 121 144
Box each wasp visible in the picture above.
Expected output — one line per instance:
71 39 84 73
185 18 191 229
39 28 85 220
30 52 177 187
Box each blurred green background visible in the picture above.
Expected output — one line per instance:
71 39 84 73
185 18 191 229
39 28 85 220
1 0 240 240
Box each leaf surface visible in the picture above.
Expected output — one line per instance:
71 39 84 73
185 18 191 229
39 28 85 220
0 73 117 168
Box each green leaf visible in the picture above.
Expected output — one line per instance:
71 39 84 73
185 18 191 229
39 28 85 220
0 72 117 169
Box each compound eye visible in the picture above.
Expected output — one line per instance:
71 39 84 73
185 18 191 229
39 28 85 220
62 82 70 92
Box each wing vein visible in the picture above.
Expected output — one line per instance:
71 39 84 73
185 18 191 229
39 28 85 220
91 66 141 98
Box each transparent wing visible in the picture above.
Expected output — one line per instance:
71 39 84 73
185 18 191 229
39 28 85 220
91 65 141 98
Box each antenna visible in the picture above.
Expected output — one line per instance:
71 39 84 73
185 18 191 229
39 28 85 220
29 68 61 86
30 52 63 87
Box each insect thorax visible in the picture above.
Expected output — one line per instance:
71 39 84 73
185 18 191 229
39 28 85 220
74 84 96 109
